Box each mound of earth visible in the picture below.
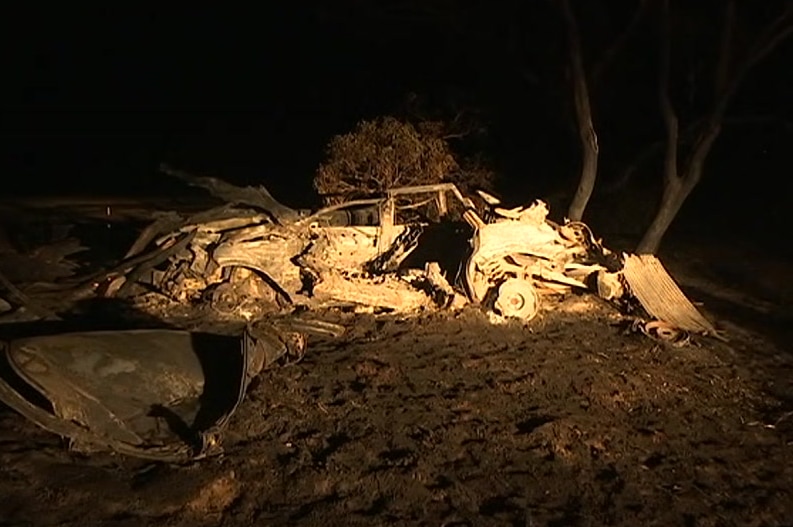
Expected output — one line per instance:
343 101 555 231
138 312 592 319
2 296 792 526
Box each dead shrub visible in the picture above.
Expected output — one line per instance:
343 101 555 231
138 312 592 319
315 116 494 205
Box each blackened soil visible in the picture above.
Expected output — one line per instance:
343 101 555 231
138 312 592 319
2 297 792 527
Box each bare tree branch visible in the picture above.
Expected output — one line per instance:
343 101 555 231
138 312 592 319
749 11 793 66
559 0 600 221
714 0 736 97
657 0 679 184
685 0 792 178
606 114 793 195
682 0 739 182
592 0 652 87
710 1 793 122
639 0 793 253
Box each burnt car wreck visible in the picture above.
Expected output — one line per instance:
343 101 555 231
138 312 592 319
98 166 716 336
0 166 718 461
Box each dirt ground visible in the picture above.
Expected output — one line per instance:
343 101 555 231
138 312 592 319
1 208 793 526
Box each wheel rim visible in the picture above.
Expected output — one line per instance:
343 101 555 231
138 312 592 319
494 279 539 320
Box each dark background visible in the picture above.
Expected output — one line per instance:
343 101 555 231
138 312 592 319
3 2 791 239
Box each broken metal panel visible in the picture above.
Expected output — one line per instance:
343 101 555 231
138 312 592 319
124 213 185 259
178 214 270 234
464 203 591 307
424 262 458 307
212 235 305 293
189 244 211 275
365 225 423 274
595 271 624 301
472 221 568 263
0 317 344 461
0 330 247 461
160 164 301 224
223 223 286 244
295 197 382 227
117 181 478 317
311 271 433 311
386 182 478 212
209 268 281 319
622 254 716 334
376 197 397 254
460 199 628 322
537 266 591 289
310 226 396 270
437 190 448 216
116 231 197 298
471 200 585 268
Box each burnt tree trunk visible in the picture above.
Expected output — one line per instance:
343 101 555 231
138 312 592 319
560 0 599 222
637 0 790 254
637 0 723 254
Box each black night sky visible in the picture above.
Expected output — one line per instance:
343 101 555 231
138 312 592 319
4 2 792 240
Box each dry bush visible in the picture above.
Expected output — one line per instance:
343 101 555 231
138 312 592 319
315 116 494 205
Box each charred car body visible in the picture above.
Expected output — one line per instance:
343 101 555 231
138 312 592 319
100 167 716 336
0 166 717 461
